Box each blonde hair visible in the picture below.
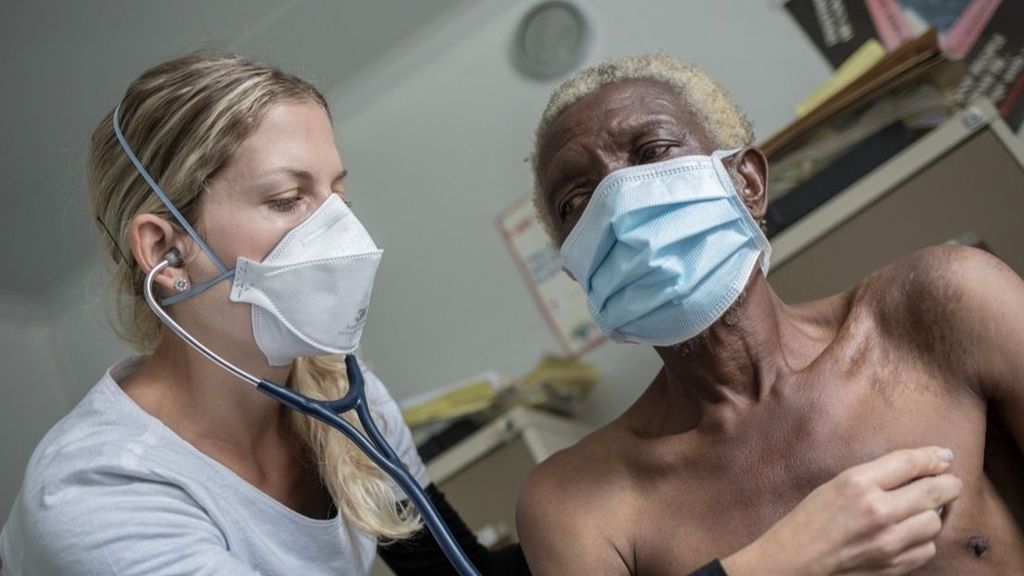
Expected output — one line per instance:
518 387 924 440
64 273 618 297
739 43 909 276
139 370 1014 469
88 52 420 539
531 53 755 241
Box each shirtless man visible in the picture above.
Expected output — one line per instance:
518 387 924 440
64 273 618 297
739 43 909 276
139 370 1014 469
516 54 1024 575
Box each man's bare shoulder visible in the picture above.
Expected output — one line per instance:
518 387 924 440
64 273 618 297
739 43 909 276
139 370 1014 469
519 421 634 513
516 422 636 574
855 245 1015 375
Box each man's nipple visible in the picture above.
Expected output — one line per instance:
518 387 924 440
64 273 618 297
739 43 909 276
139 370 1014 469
966 535 990 558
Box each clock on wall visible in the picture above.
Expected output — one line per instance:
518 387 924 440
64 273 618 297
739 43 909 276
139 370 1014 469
512 1 591 80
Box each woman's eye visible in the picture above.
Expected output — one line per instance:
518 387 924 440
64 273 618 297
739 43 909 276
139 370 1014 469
269 197 300 213
334 190 353 208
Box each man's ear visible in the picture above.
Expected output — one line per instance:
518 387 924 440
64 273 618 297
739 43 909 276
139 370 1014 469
127 213 191 294
733 147 769 220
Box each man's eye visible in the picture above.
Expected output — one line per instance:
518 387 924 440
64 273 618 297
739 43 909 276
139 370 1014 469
639 144 672 162
558 192 590 221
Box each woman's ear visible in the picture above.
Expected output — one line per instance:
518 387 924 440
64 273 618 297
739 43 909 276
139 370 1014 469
734 147 769 220
127 214 191 294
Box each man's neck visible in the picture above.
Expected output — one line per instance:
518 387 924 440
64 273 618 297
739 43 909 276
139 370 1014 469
655 273 844 413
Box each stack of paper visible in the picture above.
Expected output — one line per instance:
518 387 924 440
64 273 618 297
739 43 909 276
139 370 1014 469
400 372 502 429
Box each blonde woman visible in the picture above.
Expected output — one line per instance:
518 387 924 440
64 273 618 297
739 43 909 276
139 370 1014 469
0 53 959 576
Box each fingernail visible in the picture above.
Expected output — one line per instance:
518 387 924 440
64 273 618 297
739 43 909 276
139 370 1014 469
938 448 954 462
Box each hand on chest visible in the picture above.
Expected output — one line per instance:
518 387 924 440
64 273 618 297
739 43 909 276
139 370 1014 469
633 365 995 573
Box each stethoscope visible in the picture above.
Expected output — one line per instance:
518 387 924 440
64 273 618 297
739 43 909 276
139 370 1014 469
143 253 482 576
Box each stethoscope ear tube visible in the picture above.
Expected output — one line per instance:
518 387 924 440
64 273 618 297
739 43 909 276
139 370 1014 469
143 259 482 576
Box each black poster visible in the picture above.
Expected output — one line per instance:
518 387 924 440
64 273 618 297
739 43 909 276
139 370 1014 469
956 0 1024 130
786 0 879 68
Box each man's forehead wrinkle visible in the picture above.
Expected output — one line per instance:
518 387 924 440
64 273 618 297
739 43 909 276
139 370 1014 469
607 115 684 142
539 97 609 185
540 117 597 183
549 116 684 176
610 80 716 149
541 137 604 210
546 113 598 159
550 107 677 164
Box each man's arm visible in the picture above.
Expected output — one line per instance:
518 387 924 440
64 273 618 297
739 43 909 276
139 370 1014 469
936 246 1024 449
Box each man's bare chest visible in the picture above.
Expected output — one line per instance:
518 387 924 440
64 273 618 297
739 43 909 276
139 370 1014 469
626 362 1022 574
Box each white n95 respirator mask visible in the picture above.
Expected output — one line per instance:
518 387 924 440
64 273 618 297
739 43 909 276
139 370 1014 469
229 194 382 365
111 103 381 366
559 149 771 346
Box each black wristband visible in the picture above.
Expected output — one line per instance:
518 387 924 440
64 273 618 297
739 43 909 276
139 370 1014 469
688 558 728 576
377 484 531 576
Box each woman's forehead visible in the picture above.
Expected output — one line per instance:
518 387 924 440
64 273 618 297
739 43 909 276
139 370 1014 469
221 101 341 181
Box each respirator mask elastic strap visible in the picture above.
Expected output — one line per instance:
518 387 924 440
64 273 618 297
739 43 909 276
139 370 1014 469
160 269 236 306
113 103 237 306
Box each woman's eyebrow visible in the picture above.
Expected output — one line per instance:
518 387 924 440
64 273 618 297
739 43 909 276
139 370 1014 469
254 167 348 185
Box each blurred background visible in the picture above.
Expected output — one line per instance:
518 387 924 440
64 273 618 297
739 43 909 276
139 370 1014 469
3 0 1022 527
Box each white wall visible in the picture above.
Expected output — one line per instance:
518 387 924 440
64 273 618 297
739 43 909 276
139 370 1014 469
0 257 131 520
46 257 135 403
334 0 832 425
0 297 74 521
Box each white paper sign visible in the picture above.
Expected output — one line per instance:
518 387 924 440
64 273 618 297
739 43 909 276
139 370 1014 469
497 195 604 357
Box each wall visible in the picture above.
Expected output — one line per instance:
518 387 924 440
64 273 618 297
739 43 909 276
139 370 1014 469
0 296 73 521
0 256 131 520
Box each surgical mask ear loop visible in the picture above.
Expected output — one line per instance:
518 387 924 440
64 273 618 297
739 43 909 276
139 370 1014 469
141 256 481 576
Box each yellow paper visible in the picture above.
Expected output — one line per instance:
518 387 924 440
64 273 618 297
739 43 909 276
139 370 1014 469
796 40 886 117
401 379 498 428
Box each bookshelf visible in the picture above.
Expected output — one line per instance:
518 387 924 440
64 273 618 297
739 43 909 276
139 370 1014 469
769 100 1024 301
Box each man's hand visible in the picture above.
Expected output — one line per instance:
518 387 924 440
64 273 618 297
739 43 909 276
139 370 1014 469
723 446 962 576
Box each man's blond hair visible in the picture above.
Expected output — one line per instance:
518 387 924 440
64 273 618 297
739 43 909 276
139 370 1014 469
531 53 755 241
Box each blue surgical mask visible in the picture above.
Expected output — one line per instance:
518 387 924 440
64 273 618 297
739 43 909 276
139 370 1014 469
559 149 771 346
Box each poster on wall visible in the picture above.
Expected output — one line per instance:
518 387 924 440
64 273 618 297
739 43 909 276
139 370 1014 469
953 0 1024 131
496 195 604 358
784 0 878 68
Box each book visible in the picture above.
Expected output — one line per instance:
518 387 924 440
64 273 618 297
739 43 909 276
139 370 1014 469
797 39 887 116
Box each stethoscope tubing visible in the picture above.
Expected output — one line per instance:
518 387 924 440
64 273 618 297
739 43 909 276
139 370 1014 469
143 260 481 576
